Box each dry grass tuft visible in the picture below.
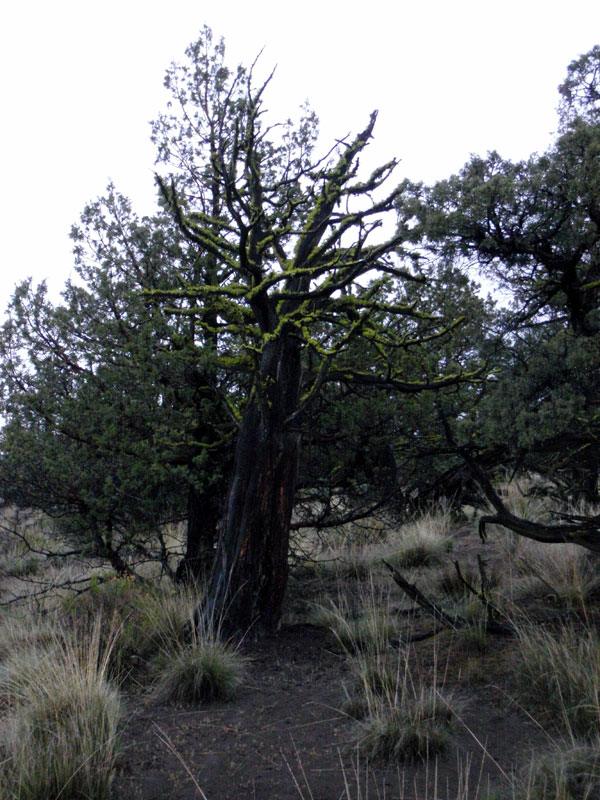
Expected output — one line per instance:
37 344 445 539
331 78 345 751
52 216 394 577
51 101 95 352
358 688 456 764
506 539 600 609
512 623 600 738
386 507 454 569
151 625 245 704
0 617 122 800
520 741 600 799
310 581 400 654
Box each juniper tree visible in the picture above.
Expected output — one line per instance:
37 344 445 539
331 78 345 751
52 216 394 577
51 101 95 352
0 188 234 578
402 46 600 540
150 28 479 634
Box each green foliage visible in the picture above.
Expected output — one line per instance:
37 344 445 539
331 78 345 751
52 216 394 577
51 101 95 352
0 186 234 577
401 45 600 510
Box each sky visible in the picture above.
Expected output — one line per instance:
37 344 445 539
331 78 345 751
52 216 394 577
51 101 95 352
1 0 600 308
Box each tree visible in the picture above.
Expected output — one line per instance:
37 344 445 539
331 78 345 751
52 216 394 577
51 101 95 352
558 45 600 130
407 130 600 337
149 28 479 635
402 46 600 543
0 187 235 580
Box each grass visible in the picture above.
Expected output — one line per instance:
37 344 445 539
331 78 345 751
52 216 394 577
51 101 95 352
512 622 600 737
310 581 400 653
519 740 600 799
296 506 454 583
326 574 460 766
0 610 58 663
354 639 459 765
493 476 557 527
152 631 245 704
385 507 454 569
63 578 204 681
0 617 122 800
358 689 456 764
455 617 488 654
306 542 376 581
353 639 458 765
4 480 600 797
342 651 401 719
507 538 600 609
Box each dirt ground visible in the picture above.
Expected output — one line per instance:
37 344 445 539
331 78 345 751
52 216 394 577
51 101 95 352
113 562 551 800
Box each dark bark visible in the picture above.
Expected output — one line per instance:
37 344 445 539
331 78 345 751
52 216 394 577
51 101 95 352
203 335 302 635
176 485 221 583
407 445 509 511
568 449 599 504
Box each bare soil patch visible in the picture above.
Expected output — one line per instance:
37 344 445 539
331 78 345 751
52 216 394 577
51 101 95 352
114 621 548 799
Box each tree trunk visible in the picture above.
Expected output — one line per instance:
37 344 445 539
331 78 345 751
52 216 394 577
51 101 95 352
176 485 221 583
569 451 599 504
203 336 302 636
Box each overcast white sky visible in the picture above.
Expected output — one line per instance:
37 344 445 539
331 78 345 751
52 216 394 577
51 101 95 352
1 0 599 307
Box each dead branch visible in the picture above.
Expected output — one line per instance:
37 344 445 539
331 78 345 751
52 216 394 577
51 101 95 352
383 559 515 638
382 559 465 630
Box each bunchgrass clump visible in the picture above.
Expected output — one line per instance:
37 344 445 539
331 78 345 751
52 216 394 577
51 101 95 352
520 741 600 800
336 612 399 653
342 652 400 719
1 681 121 800
62 579 202 682
152 632 244 704
513 623 600 737
311 543 375 581
311 583 399 654
387 508 454 569
358 688 456 764
0 611 58 664
494 476 556 526
507 539 600 609
0 618 122 800
455 618 488 654
347 625 458 765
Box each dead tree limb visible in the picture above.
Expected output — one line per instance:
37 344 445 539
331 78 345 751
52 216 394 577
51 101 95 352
454 557 516 635
383 559 515 638
383 559 465 630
